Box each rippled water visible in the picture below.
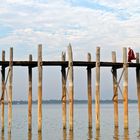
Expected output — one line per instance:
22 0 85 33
0 103 140 140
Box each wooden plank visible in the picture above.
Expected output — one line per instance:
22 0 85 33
0 61 139 68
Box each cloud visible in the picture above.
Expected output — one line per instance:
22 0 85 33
0 0 139 60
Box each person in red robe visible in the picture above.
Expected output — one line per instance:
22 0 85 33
128 47 136 62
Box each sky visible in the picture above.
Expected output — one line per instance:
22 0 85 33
0 0 140 100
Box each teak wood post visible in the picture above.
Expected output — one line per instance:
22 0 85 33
68 44 74 131
112 51 118 128
87 53 92 128
1 50 5 132
95 47 100 130
61 52 67 129
38 44 42 132
123 47 128 129
136 53 140 122
28 54 32 131
8 48 13 133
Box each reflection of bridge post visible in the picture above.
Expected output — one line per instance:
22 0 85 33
69 130 74 140
88 128 93 140
1 131 4 140
124 128 129 140
95 129 100 140
63 128 67 140
28 131 32 140
38 132 42 140
8 132 11 140
113 127 119 140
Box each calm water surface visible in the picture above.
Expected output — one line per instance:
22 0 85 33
0 103 140 140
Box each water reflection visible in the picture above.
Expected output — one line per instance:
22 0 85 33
63 129 67 140
1 131 4 140
88 128 93 140
95 129 100 140
38 132 42 140
69 130 74 140
137 129 140 139
113 127 119 140
0 127 131 140
124 129 129 140
28 131 32 140
8 132 11 140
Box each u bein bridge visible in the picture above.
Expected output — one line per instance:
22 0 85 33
0 44 140 133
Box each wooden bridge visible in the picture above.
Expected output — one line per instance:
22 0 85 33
0 44 140 133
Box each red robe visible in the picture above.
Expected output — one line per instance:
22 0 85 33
128 49 136 62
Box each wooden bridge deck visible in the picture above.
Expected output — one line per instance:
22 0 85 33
0 61 140 68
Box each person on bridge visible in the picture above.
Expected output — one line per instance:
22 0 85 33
128 47 136 62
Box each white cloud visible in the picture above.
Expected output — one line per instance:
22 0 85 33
92 0 140 9
0 0 139 60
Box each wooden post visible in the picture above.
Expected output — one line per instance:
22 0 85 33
95 47 100 130
136 53 140 123
38 44 42 132
61 52 67 129
68 44 74 131
123 47 128 129
1 50 5 132
28 55 32 131
112 51 118 128
87 53 92 128
8 48 13 133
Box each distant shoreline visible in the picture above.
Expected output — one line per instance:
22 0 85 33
3 99 138 105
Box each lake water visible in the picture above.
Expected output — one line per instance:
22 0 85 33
0 103 140 140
